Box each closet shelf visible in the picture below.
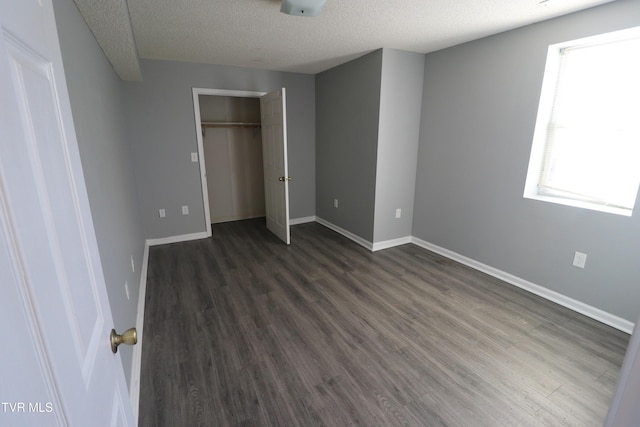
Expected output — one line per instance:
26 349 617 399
201 121 261 128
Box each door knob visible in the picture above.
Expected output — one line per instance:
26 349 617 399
110 327 137 354
278 176 292 182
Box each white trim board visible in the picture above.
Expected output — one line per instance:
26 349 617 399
315 217 411 252
290 216 316 225
146 231 209 247
129 241 150 424
411 237 634 334
372 236 412 252
315 217 374 251
195 88 267 98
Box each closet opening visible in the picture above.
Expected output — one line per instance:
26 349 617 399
192 87 291 244
199 94 265 225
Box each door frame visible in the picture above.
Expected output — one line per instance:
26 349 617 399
192 88 267 234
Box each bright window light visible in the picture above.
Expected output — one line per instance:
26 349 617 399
524 27 640 216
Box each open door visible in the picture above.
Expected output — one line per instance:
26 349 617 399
260 88 291 244
0 0 135 425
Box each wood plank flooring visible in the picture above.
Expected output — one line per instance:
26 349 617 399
139 218 629 426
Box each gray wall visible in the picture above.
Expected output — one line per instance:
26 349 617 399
123 60 315 239
413 0 640 322
53 0 145 382
374 49 424 243
316 50 383 241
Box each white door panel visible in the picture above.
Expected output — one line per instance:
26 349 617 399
260 88 290 244
0 0 134 425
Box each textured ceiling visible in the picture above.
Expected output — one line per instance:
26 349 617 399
72 0 142 80
77 0 616 79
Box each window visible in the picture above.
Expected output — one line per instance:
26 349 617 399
524 27 640 216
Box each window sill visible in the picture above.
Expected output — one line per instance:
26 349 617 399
523 193 633 217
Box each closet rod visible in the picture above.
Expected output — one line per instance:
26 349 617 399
201 121 261 128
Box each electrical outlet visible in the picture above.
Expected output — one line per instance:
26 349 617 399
159 208 166 218
191 152 198 162
125 280 130 300
182 205 189 215
130 255 135 273
395 208 402 219
573 251 587 269
334 198 338 208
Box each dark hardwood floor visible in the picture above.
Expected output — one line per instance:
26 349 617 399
139 219 629 426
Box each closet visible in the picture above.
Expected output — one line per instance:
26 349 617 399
199 95 265 224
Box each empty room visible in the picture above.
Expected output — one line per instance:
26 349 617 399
1 0 640 426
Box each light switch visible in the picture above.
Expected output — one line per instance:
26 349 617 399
191 152 198 162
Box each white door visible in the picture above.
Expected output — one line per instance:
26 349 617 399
0 0 134 426
260 88 291 244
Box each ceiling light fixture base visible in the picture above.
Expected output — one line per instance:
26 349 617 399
280 0 327 17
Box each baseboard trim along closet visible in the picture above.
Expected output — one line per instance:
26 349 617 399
372 236 412 252
315 218 411 252
290 216 317 225
315 217 374 251
146 231 210 246
411 237 634 334
129 241 150 424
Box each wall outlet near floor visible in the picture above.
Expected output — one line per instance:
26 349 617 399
334 198 339 208
159 208 166 218
395 208 402 219
191 152 198 162
182 205 189 215
573 251 587 269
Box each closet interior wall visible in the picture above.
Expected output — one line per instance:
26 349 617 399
199 95 265 224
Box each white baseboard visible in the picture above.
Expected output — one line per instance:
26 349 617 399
411 237 634 334
290 216 316 225
146 231 209 246
315 217 374 251
211 213 265 224
129 241 150 423
372 236 412 252
314 218 415 253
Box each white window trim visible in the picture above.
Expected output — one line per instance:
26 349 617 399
523 26 640 217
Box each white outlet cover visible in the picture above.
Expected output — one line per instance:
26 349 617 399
191 152 198 162
573 251 587 268
334 199 338 208
159 208 166 218
395 208 402 219
182 205 189 215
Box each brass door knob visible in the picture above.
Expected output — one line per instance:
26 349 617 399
110 327 137 354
